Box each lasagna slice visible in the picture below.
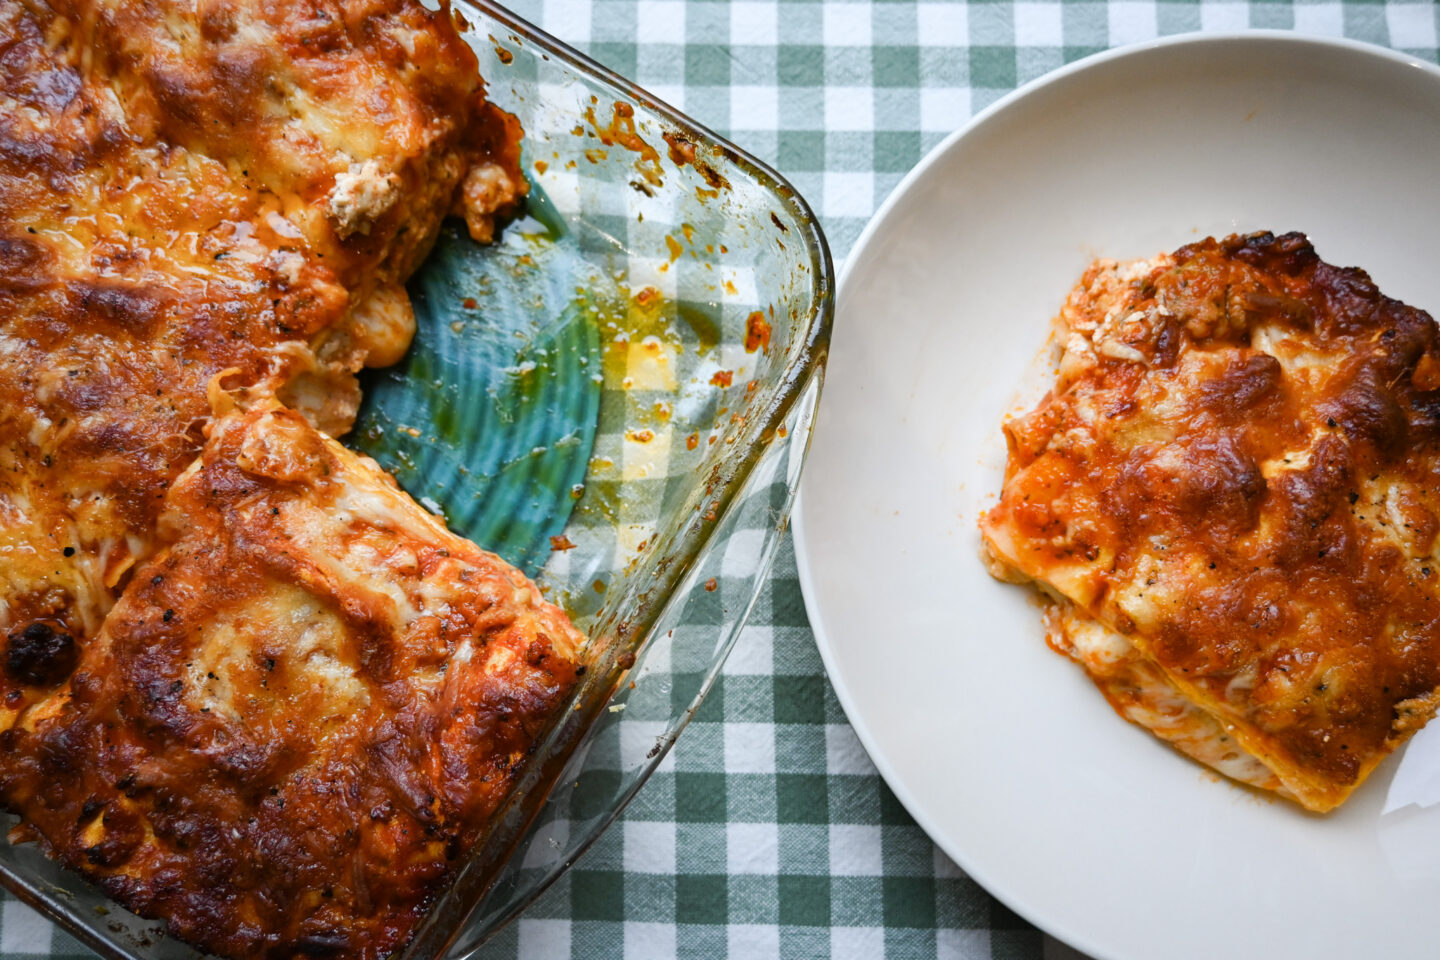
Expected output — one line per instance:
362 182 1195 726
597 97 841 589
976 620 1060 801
0 0 525 720
1 399 581 960
981 232 1440 812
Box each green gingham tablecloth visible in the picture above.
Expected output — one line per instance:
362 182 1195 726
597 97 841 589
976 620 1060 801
5 3 1439 959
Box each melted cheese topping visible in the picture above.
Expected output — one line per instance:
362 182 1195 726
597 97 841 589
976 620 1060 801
1 404 582 960
0 0 526 709
0 0 549 956
982 232 1440 813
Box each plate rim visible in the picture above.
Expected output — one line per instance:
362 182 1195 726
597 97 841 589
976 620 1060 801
793 29 1440 960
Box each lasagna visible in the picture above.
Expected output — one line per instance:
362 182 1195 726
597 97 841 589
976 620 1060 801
0 0 581 955
981 232 1440 812
1 400 581 960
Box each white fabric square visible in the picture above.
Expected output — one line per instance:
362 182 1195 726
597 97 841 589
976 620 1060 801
729 924 781 959
1389 3 1438 48
625 922 677 959
622 720 677 773
542 0 591 43
829 823 883 875
522 818 571 869
727 821 780 874
822 171 875 219
646 84 686 112
1013 2 1062 46
1 901 51 954
724 624 774 675
730 0 778 45
518 919 571 958
823 3 872 47
725 721 777 773
939 928 993 960
824 85 874 131
825 722 876 775
919 87 969 132
721 528 766 577
1199 2 1248 31
636 0 685 43
624 819 677 874
1292 2 1343 36
1107 1 1156 45
832 926 886 960
915 2 967 46
731 85 780 131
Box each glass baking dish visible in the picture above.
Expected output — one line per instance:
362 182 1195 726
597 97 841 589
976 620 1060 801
0 1 833 958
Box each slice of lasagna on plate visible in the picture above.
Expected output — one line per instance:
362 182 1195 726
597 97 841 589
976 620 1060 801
982 232 1440 812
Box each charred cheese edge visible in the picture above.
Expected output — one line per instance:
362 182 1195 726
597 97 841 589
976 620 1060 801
0 0 526 719
981 232 1440 813
2 400 581 960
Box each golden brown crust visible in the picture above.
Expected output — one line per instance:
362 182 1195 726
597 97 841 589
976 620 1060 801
0 0 557 954
1 402 581 960
0 0 524 709
981 232 1440 812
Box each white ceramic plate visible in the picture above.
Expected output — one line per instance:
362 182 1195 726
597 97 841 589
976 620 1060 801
794 32 1440 960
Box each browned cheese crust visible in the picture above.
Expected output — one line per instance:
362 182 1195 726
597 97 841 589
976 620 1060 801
0 0 568 956
1 401 581 960
0 0 526 719
981 232 1440 812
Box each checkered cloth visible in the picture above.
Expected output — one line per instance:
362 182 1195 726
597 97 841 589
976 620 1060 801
4 3 1438 959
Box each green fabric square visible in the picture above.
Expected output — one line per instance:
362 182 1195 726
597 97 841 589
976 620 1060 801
776 773 829 823
778 45 825 86
885 928 938 958
726 773 778 822
728 874 781 924
879 780 912 826
768 578 814 627
1063 45 1107 64
672 722 723 772
676 823 727 873
588 42 637 79
828 774 881 824
570 769 624 820
829 876 882 925
935 876 990 928
624 873 676 922
693 679 725 721
780 926 831 956
773 673 825 723
968 45 1016 88
775 724 826 773
1250 4 1293 29
989 897 1031 930
677 924 728 959
571 921 624 960
880 824 935 877
990 927 1045 959
777 875 832 926
778 823 829 874
676 771 729 822
676 874 728 925
685 44 731 85
874 131 921 173
722 674 773 719
571 869 624 921
626 770 676 820
883 876 937 928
